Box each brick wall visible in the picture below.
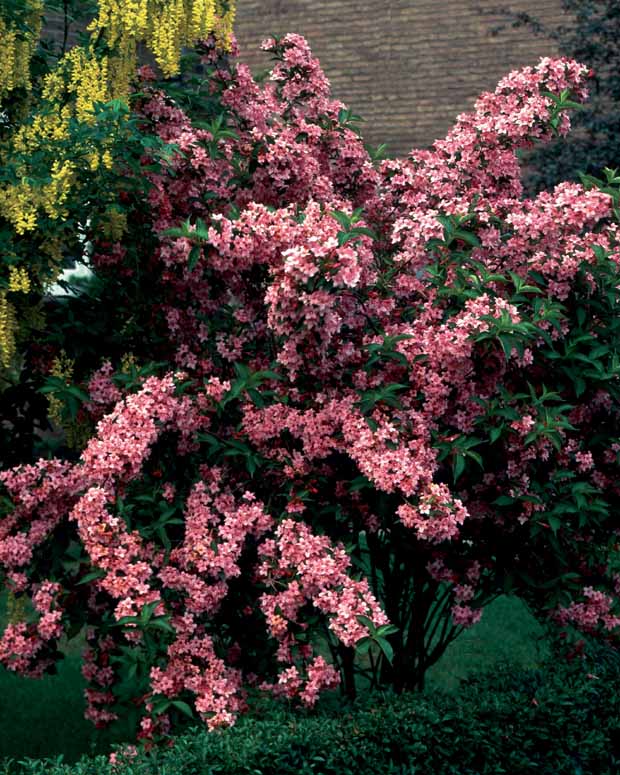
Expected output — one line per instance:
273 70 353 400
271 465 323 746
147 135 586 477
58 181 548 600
42 2 569 157
41 9 81 51
233 1 568 156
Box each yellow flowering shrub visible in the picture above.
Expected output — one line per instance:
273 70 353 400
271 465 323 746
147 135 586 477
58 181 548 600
0 295 17 368
46 351 74 425
91 0 234 81
8 267 31 294
0 0 43 100
101 207 128 240
0 0 235 376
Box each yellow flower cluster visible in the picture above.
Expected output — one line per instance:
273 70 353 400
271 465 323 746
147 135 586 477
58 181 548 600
0 160 75 234
88 149 114 171
43 160 76 220
215 0 236 49
101 207 128 240
12 106 73 153
11 44 111 162
0 294 16 368
8 267 31 294
90 0 235 80
6 591 28 625
37 46 112 122
120 352 138 373
40 238 63 267
0 183 37 234
65 418 93 450
6 47 110 234
47 351 74 426
66 48 111 123
47 351 91 449
0 1 43 101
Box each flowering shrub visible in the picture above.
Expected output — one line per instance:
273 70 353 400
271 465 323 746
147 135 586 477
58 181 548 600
2 30 620 741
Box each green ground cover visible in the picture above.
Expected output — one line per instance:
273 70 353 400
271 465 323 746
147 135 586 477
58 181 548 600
0 595 548 763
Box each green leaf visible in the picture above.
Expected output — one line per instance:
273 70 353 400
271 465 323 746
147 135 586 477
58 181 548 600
489 426 503 444
148 617 175 634
188 245 201 271
355 637 373 656
356 614 376 635
573 376 586 397
140 601 159 624
376 624 399 637
151 698 171 716
453 454 466 483
331 210 351 230
76 569 106 585
375 637 394 665
171 700 194 718
452 229 480 248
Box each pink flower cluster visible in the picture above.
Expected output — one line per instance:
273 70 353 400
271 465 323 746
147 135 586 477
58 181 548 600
264 655 340 706
149 614 244 730
259 519 388 649
397 483 469 543
556 587 620 634
81 374 180 482
70 487 159 621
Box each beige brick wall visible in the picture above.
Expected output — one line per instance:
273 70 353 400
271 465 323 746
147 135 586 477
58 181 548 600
233 1 567 156
42 2 569 157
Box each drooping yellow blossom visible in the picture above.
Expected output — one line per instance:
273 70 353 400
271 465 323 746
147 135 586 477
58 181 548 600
90 0 234 80
46 351 91 448
12 106 73 153
65 418 93 450
47 351 75 426
8 267 31 294
42 160 76 220
0 294 17 368
0 1 43 100
21 302 45 334
0 22 20 97
191 0 216 39
40 238 63 263
101 207 128 240
120 352 138 374
66 47 110 123
86 148 114 171
215 0 235 50
0 183 38 234
40 67 66 103
6 591 28 624
0 161 77 234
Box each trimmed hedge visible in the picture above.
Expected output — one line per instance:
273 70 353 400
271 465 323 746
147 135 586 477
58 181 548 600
4 653 620 775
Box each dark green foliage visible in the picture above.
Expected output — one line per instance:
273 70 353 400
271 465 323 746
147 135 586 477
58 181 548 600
5 648 620 775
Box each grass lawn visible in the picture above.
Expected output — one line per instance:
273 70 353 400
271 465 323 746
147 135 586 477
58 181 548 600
427 595 550 690
0 595 549 762
0 653 130 763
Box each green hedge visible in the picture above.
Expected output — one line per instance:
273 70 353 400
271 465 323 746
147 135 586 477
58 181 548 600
5 653 620 775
